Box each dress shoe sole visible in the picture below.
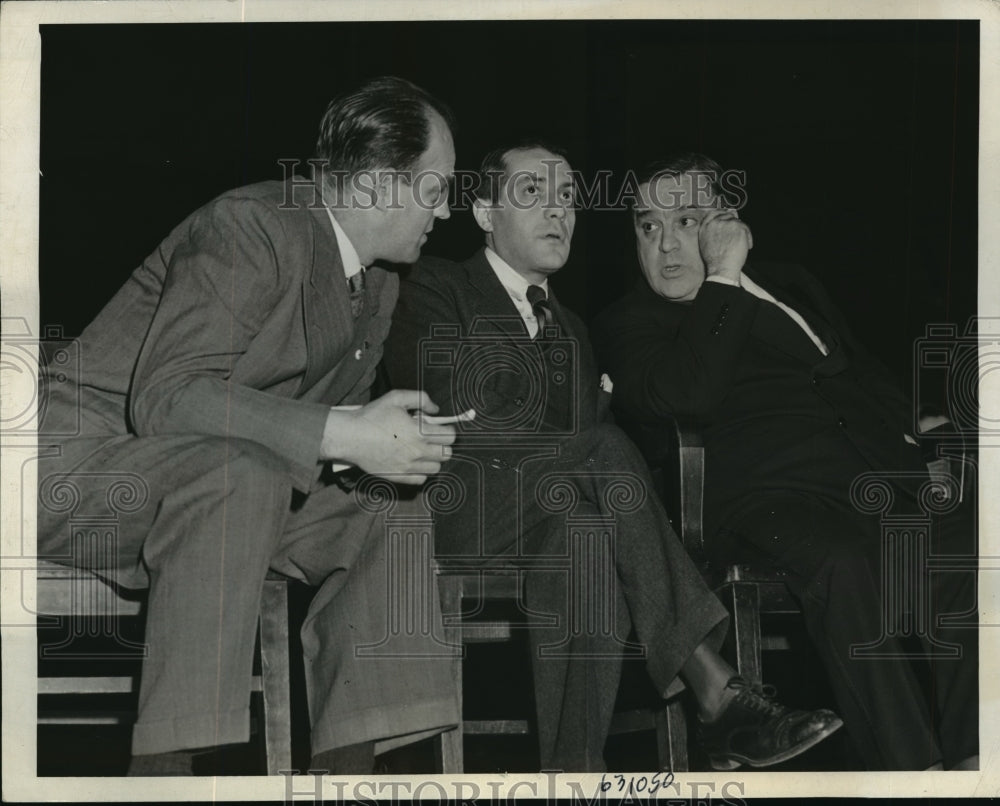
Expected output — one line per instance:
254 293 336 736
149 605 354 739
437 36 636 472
708 716 844 771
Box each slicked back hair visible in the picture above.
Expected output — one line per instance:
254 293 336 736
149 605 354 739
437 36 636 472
632 151 725 210
474 139 571 204
314 76 455 180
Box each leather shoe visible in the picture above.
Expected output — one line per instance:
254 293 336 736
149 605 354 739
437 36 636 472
698 677 843 770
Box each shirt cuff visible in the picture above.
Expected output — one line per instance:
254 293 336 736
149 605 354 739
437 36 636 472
705 275 741 287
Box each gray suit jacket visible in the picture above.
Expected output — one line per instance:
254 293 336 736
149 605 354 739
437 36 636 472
41 177 397 492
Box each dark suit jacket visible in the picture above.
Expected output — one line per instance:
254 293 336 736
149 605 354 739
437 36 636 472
592 261 927 537
384 248 612 552
41 177 396 492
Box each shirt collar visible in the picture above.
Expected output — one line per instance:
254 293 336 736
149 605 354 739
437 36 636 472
484 246 548 300
324 208 364 280
739 272 768 298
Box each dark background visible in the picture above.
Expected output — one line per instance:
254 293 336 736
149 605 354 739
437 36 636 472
34 20 980 775
39 20 979 412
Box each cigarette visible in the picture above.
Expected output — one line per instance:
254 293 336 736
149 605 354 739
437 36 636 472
418 409 476 425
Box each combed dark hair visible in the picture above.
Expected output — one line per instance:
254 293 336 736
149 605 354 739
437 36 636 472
314 76 455 177
474 138 571 203
632 151 725 206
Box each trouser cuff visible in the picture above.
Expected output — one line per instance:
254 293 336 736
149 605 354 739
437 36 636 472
131 706 249 755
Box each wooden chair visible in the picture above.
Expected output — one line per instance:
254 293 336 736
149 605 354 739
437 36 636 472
434 562 688 773
652 416 975 687
652 417 798 686
36 562 293 775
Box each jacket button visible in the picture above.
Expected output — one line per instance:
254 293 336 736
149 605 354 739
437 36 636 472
812 378 819 386
514 397 525 407
838 417 847 428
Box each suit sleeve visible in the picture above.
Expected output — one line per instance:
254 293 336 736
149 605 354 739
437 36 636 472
594 281 761 424
129 196 331 490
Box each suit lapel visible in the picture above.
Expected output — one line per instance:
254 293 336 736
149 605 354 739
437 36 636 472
300 200 353 393
776 283 849 376
462 249 586 428
744 265 841 368
462 249 534 340
753 267 841 352
299 186 392 402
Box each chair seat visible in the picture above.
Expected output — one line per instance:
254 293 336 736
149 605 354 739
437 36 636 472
36 561 144 616
35 560 291 775
719 565 800 613
724 563 793 584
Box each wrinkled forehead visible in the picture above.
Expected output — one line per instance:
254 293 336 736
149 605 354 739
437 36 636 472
636 172 717 213
501 148 574 191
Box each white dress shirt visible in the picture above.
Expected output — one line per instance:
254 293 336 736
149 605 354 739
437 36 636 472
706 273 828 356
484 247 549 338
324 207 365 280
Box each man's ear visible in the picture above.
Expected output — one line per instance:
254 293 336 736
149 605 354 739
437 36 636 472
472 198 494 233
370 170 397 213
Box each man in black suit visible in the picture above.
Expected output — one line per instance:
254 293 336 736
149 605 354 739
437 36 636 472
592 152 978 770
385 142 841 771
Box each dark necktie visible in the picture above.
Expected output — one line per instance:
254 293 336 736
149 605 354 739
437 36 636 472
347 268 366 318
526 284 552 338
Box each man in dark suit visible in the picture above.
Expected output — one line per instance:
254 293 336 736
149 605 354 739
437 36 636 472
385 141 842 771
592 152 978 770
37 77 462 775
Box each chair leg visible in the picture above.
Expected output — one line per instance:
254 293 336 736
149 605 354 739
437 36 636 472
435 575 464 773
259 577 292 775
436 726 464 774
729 583 763 687
655 698 688 772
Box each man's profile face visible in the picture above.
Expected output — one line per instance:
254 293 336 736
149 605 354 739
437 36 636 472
479 147 576 280
634 172 715 302
381 111 455 264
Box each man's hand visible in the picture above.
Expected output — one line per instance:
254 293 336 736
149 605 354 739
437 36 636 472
699 208 753 283
320 390 459 486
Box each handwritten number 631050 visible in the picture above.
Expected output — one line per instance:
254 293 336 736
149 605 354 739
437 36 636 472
600 771 675 795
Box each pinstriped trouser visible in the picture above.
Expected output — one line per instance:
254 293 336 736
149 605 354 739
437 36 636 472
37 433 459 757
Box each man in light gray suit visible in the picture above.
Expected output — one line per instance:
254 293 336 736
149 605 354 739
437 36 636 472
37 76 460 775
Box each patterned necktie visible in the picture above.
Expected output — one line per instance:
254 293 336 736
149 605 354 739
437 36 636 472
526 284 552 338
347 268 366 318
